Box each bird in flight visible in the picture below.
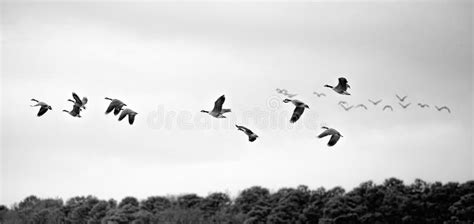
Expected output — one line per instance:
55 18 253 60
317 126 343 147
435 106 451 113
201 95 232 118
118 108 138 125
338 101 348 105
399 102 411 109
68 92 88 110
235 125 258 142
324 77 351 95
396 94 408 102
355 104 368 110
283 99 310 123
30 99 52 117
63 105 82 118
368 99 382 106
313 92 326 97
105 97 127 116
285 93 298 98
276 88 288 94
383 105 394 111
339 104 353 111
417 103 430 108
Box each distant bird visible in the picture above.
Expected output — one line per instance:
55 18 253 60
285 93 297 98
235 125 258 142
313 92 326 97
399 102 411 109
105 97 127 115
340 104 353 111
435 106 451 113
283 99 310 123
118 108 138 125
68 92 88 110
383 105 394 111
201 95 231 118
355 104 368 110
338 101 348 105
324 77 351 95
396 94 408 102
63 105 82 118
317 126 343 147
368 99 382 106
418 103 430 108
30 99 52 117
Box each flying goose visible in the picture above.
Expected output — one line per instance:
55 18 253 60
285 93 298 98
340 104 353 111
355 104 368 110
368 99 382 106
63 105 82 118
68 92 88 110
235 125 258 142
30 99 52 117
324 77 351 95
276 89 288 94
105 97 127 115
317 126 343 147
201 95 231 118
417 103 430 108
283 99 309 123
313 92 326 97
383 105 394 111
118 108 138 125
396 94 408 102
399 102 411 109
435 106 451 113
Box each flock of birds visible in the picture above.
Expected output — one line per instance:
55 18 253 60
30 77 451 146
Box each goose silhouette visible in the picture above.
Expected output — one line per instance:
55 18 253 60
283 99 309 123
396 94 408 102
105 97 127 115
201 95 231 118
236 125 258 142
313 92 326 97
324 77 351 95
368 99 382 106
399 102 411 109
30 99 52 117
118 108 138 125
68 92 88 110
383 105 394 111
318 126 343 147
435 106 451 113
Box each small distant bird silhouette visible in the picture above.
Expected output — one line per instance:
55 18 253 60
283 99 310 123
285 93 298 98
368 99 382 106
340 104 353 111
355 104 368 110
399 102 411 109
317 126 343 147
396 94 408 102
418 103 430 108
383 105 394 111
435 106 451 113
30 99 52 117
201 95 231 118
324 77 351 95
63 105 82 118
338 101 348 105
313 92 326 97
235 125 258 142
276 88 288 94
105 97 127 115
68 92 88 110
118 108 138 125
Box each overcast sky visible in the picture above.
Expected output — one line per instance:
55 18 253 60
1 1 473 205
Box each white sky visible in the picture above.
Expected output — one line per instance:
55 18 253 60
1 1 473 205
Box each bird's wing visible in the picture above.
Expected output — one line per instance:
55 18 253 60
368 99 375 104
128 114 136 124
248 136 257 142
290 106 305 123
221 109 231 114
375 100 382 105
37 106 48 116
114 106 123 115
212 95 225 113
118 110 128 121
31 98 39 103
317 129 332 138
440 106 451 113
327 134 341 146
336 77 349 90
106 103 115 114
72 92 82 104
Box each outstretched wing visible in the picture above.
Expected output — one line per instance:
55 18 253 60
211 95 225 113
118 110 128 121
72 92 82 104
106 103 115 114
236 125 254 135
128 114 136 124
317 129 332 138
290 106 305 123
37 106 48 117
327 134 341 146
336 77 349 90
383 105 393 111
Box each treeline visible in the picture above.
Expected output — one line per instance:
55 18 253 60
1 178 473 224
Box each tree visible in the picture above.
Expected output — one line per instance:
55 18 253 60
140 196 171 214
235 186 270 215
449 193 474 221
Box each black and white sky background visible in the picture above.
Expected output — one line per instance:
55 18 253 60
1 0 473 205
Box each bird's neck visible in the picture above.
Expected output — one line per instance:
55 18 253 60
324 85 333 88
